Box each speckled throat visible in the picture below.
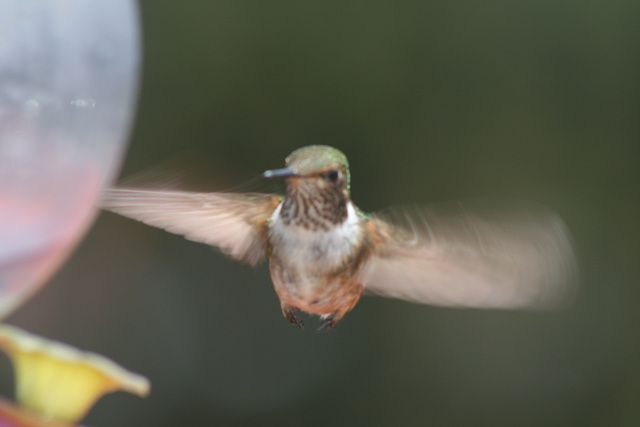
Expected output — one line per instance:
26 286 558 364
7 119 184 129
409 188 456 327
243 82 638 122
279 182 348 231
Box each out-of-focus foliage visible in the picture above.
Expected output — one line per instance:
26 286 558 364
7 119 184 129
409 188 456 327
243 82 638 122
4 1 639 426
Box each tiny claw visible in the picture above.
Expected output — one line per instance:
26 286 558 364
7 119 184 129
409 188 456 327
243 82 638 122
317 314 340 333
283 306 304 330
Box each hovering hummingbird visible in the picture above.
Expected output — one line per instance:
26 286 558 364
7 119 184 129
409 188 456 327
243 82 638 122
102 145 576 331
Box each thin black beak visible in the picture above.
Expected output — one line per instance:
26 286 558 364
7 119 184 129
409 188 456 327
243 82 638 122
263 167 298 179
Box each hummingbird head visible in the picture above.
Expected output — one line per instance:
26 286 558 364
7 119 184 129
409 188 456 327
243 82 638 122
264 145 352 227
264 145 351 197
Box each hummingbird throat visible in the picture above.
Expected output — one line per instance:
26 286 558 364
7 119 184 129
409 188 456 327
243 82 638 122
279 182 348 231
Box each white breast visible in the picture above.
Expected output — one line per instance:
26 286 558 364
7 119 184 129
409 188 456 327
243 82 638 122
268 202 362 290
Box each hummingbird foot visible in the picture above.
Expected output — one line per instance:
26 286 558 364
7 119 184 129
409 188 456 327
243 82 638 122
317 313 343 333
282 305 305 330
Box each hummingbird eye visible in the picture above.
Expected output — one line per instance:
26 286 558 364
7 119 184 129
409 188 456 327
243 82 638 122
324 169 340 183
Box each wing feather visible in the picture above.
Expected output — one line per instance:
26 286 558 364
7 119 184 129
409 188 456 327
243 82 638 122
101 188 282 266
364 201 577 309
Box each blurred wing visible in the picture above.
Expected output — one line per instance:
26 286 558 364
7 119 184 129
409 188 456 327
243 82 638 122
101 188 282 266
364 201 578 309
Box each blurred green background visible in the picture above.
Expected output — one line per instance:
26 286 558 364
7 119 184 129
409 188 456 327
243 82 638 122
4 1 640 425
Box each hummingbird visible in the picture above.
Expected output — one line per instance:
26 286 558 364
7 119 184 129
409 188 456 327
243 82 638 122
101 145 576 331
